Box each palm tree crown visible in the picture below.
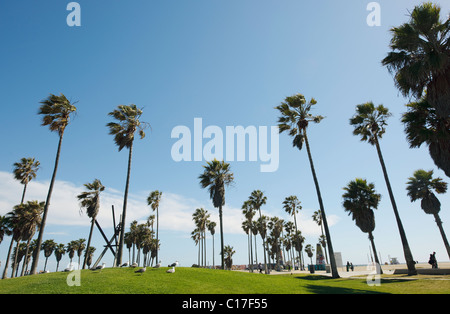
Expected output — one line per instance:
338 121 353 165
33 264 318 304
406 169 447 213
275 94 324 150
13 157 40 186
382 2 450 118
77 179 105 220
342 179 381 234
349 102 391 145
13 157 40 204
199 159 234 208
107 104 147 151
39 93 77 136
402 97 450 177
283 195 301 229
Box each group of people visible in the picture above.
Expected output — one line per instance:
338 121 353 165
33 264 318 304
346 261 354 272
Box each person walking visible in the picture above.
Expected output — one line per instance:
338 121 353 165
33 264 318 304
429 252 438 269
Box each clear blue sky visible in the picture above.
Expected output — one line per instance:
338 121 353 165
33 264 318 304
1 0 449 274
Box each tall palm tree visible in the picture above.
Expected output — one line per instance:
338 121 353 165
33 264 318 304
268 216 284 271
192 208 210 267
191 228 201 266
382 2 450 118
66 240 77 264
283 196 301 234
242 220 252 271
251 220 259 267
207 221 216 268
282 195 303 268
402 97 450 177
284 221 294 269
42 239 56 272
107 104 148 267
31 93 77 275
312 209 328 264
198 159 234 270
242 200 255 272
275 93 339 278
128 220 139 264
248 190 269 274
54 243 66 272
350 102 417 275
147 190 162 264
305 244 314 266
85 247 96 268
13 157 40 204
342 178 383 274
406 169 449 259
75 239 86 269
223 245 235 270
77 179 105 269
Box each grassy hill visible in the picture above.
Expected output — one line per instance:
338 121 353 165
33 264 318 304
0 267 449 294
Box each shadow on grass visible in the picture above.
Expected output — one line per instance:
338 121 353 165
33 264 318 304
304 284 389 294
293 275 331 281
293 275 390 294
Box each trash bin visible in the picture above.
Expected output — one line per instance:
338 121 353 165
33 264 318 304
308 264 315 274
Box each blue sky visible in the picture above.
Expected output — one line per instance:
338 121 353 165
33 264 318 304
1 0 450 274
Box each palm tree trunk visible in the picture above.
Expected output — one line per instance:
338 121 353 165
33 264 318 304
2 237 15 279
116 141 134 267
156 207 159 266
219 205 225 270
212 233 215 268
204 230 207 267
320 223 329 264
197 240 200 266
83 218 96 269
303 131 340 278
20 184 28 205
249 229 253 272
12 240 20 278
374 137 417 275
247 232 251 272
368 232 383 274
433 213 450 260
254 234 258 266
30 132 64 275
257 209 269 274
20 238 31 276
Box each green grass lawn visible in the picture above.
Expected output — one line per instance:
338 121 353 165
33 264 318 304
0 267 449 294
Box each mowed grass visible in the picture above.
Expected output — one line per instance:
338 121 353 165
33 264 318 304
0 267 449 294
